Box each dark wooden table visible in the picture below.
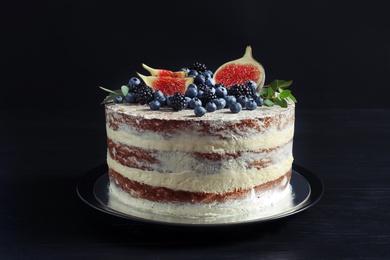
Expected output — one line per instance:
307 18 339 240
1 108 389 259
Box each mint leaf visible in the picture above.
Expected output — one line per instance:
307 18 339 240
267 87 275 97
99 86 119 96
269 80 278 91
279 89 291 99
121 85 129 96
100 93 116 105
288 93 297 103
273 98 288 108
264 99 274 107
278 80 293 89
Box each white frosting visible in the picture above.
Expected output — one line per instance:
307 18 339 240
106 123 294 152
108 180 294 221
104 102 295 216
107 154 293 193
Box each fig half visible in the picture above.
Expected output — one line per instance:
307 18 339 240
213 46 265 88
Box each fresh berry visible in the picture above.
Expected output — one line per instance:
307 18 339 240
197 83 208 92
194 106 206 117
124 93 136 103
224 95 237 107
189 97 202 108
230 102 242 113
185 87 198 98
187 83 198 90
197 90 204 99
215 85 228 98
252 93 264 106
187 70 198 78
203 70 213 80
154 90 164 100
194 74 206 85
205 102 217 112
201 88 217 106
129 76 141 86
184 97 191 108
189 62 207 73
114 96 123 103
180 67 190 74
245 99 257 110
205 78 215 87
214 98 227 110
228 83 254 98
237 95 248 107
245 80 257 93
135 85 154 105
149 100 161 110
170 92 187 111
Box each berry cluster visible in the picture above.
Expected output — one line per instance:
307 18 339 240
103 63 265 117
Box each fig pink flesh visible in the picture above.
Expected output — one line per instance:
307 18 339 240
215 64 261 86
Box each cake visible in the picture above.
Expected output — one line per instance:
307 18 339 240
101 46 297 219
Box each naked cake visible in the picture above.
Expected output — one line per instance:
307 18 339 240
100 46 297 218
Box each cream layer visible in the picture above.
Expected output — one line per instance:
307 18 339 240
107 154 293 193
108 180 294 219
106 123 294 153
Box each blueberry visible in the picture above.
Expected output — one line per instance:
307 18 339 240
215 85 228 98
189 97 202 108
230 102 242 113
154 90 164 100
213 98 226 110
205 102 217 112
185 87 198 98
224 95 237 107
245 99 257 110
205 78 215 87
149 100 161 110
237 96 248 107
114 96 123 103
187 70 198 77
252 93 264 106
128 77 141 86
194 74 206 85
197 90 204 99
166 95 172 107
194 106 207 117
124 93 136 103
187 83 198 90
245 80 257 93
203 70 213 79
184 96 191 108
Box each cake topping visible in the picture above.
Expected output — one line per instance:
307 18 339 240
214 46 265 88
99 46 296 115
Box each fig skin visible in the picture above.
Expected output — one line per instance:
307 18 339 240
214 45 265 89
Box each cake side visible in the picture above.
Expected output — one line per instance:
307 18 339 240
105 102 294 202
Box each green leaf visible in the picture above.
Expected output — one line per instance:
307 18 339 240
99 86 119 96
278 80 293 89
273 98 288 108
288 93 297 103
264 99 274 107
279 89 291 99
259 87 268 97
100 93 116 105
267 87 275 97
269 80 278 91
121 85 129 96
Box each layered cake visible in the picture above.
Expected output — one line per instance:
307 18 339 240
101 46 297 219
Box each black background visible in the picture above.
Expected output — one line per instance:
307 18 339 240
2 0 390 111
2 1 390 258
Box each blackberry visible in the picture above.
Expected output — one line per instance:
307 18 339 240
134 84 154 105
228 84 254 99
197 83 208 92
189 62 207 73
201 88 217 106
170 92 187 111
